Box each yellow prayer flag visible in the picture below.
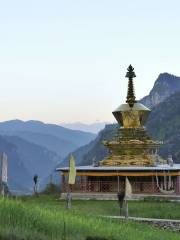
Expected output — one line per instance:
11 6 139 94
125 177 132 199
68 155 76 185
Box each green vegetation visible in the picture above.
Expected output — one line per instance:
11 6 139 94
19 195 180 219
41 183 60 195
0 196 179 240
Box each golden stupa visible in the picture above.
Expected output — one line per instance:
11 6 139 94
100 65 164 167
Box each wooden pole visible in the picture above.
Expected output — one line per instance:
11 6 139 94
61 174 65 192
152 176 155 193
117 176 120 192
124 200 129 219
67 184 72 209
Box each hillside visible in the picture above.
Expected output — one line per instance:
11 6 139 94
0 135 62 192
147 91 180 162
0 136 32 192
0 120 96 192
58 124 117 167
4 136 61 179
0 120 96 153
5 131 77 158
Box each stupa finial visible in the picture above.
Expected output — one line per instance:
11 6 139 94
126 65 136 107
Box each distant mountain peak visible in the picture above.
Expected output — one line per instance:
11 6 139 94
0 119 44 125
140 72 180 109
26 120 44 124
2 119 24 123
154 72 179 85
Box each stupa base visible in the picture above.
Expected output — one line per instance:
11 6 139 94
99 155 159 167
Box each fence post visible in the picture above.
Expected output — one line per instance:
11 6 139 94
152 176 155 193
61 174 65 192
175 176 180 195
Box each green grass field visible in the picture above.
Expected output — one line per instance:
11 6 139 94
0 195 179 240
20 195 180 219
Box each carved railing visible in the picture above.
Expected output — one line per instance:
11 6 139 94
62 180 160 193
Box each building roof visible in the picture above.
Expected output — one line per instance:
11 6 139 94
56 164 180 172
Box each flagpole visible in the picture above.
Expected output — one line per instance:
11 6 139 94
124 176 128 218
124 199 129 219
1 183 4 198
117 175 120 192
67 184 72 209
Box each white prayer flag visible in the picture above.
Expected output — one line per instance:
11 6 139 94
125 177 132 200
1 153 8 183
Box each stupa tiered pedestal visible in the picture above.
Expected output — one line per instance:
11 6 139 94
100 127 163 167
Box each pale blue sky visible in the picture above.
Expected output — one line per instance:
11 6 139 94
0 0 179 123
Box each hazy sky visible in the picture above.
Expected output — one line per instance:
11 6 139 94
0 0 180 124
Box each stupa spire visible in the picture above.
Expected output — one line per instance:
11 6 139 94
125 65 136 107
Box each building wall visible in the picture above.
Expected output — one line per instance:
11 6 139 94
61 173 179 195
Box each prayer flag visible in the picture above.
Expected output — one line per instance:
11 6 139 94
125 177 132 199
68 155 76 185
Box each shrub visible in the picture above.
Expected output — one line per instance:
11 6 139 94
41 183 60 195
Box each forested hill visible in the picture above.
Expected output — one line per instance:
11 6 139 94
0 135 57 192
147 90 180 161
0 120 96 157
0 120 96 192
58 124 118 167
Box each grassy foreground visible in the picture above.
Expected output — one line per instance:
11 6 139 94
20 195 180 219
0 196 179 240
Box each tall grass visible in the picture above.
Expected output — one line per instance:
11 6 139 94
20 195 180 219
0 197 179 240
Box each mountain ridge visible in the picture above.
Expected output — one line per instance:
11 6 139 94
0 119 96 146
60 122 110 134
140 73 180 108
0 119 96 158
0 120 96 192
